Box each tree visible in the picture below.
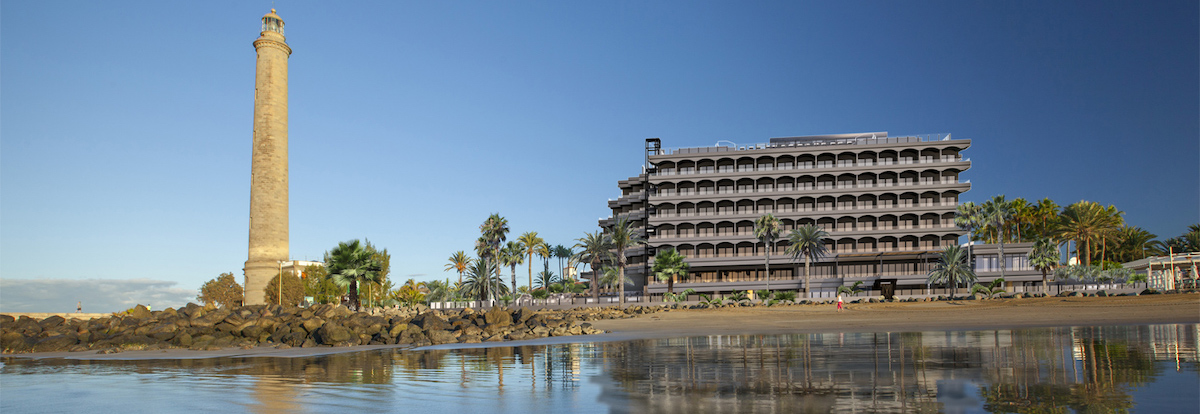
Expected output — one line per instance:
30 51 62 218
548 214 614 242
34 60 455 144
753 214 781 293
652 248 689 294
981 196 1014 279
392 279 426 306
325 239 383 311
1028 237 1061 294
264 271 304 306
518 231 545 290
363 240 391 307
927 245 977 298
785 224 829 298
500 241 525 294
535 269 558 289
955 201 984 274
303 264 340 304
198 272 243 308
423 279 453 303
444 251 473 285
553 244 573 282
478 214 510 293
609 216 645 306
598 266 630 293
574 230 612 303
1052 201 1124 266
1032 198 1060 240
1110 226 1157 262
459 257 506 301
1009 198 1033 242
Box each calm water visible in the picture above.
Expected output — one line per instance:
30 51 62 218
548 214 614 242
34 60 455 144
2 324 1196 413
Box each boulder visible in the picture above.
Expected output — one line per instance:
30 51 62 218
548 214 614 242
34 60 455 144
34 334 77 352
127 305 152 319
38 315 66 330
426 329 457 345
412 313 451 331
484 307 513 327
301 317 325 334
316 323 355 345
241 325 265 340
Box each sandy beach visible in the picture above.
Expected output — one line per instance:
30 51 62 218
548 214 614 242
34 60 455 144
5 293 1196 360
589 293 1200 338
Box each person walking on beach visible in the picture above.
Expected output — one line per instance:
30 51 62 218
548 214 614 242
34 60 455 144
836 294 844 312
76 301 81 313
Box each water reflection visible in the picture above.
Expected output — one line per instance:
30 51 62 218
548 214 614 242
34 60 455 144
1 324 1196 413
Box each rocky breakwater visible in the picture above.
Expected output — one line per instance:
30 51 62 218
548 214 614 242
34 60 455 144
1 303 665 354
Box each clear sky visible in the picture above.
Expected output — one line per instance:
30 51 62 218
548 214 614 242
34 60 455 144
2 1 1196 313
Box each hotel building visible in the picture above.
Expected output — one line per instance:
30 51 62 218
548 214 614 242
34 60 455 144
599 132 1003 296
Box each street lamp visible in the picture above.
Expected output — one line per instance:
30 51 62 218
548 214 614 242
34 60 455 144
277 260 286 306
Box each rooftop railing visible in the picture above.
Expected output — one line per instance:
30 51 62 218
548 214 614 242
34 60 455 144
657 133 955 156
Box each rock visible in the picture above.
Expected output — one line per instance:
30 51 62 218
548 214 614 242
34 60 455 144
295 318 323 335
484 307 513 327
241 325 265 340
34 334 77 352
174 332 193 347
281 332 307 347
127 305 152 319
148 323 178 342
316 323 355 345
513 307 535 324
412 313 451 331
38 315 66 330
387 323 408 338
426 330 457 345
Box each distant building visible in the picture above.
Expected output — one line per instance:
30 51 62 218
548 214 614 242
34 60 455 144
282 260 324 279
598 132 988 296
1122 252 1199 290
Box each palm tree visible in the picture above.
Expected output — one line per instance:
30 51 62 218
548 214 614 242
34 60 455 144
574 230 612 303
536 241 552 274
459 257 507 301
1111 226 1157 262
753 214 781 293
610 216 645 306
651 248 689 294
553 244 573 282
981 196 1014 279
325 239 383 311
785 224 829 299
444 251 473 285
955 201 984 274
1052 201 1124 266
534 269 558 289
1032 198 1060 240
518 232 545 290
423 279 453 303
479 213 510 288
926 244 976 298
1028 237 1061 294
598 266 630 294
501 241 525 294
1009 197 1033 242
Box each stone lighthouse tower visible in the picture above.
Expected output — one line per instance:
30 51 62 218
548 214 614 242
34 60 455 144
244 9 291 305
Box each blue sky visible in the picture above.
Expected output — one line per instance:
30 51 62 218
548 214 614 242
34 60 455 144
2 1 1196 313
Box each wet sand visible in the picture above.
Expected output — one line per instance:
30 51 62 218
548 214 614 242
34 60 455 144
5 293 1196 360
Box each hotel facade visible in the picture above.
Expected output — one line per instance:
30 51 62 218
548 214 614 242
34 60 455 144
598 132 1041 296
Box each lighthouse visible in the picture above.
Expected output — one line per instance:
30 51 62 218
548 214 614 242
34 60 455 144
244 9 291 305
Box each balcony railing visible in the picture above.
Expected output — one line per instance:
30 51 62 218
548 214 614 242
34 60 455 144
649 155 966 176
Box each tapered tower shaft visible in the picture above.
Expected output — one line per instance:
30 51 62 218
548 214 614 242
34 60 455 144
244 9 291 306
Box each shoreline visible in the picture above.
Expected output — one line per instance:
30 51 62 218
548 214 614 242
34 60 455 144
4 293 1197 361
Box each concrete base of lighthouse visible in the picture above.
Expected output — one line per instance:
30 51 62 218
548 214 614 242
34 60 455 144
243 260 284 306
